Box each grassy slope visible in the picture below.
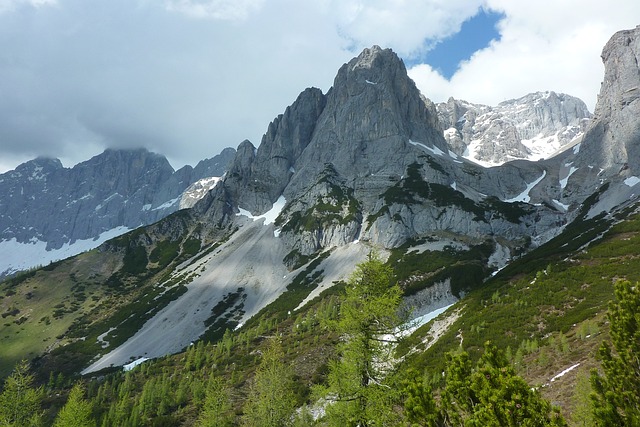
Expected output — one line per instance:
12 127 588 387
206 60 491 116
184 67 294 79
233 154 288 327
0 251 121 378
4 179 640 423
0 209 226 381
68 204 640 425
398 205 640 421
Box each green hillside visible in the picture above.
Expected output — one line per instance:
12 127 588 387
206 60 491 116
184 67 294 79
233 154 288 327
2 200 640 425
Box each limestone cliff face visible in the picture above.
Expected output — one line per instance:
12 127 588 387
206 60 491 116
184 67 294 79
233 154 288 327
579 26 640 176
223 88 327 214
206 46 566 261
538 26 640 210
288 46 445 188
438 92 591 167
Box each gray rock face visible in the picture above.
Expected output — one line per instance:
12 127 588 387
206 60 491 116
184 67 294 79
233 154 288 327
288 46 445 189
223 88 327 214
438 92 591 166
205 46 566 263
0 147 234 272
537 26 640 209
577 26 640 177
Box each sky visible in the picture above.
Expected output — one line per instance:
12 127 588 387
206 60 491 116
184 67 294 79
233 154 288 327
0 0 639 173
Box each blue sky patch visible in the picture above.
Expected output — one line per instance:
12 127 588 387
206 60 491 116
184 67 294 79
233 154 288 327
408 9 505 79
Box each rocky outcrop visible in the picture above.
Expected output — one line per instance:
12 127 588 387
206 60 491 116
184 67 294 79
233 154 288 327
577 26 640 177
438 92 591 166
223 88 327 214
288 46 445 191
536 26 640 210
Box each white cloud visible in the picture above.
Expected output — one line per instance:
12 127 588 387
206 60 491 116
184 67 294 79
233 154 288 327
0 0 638 173
408 0 640 111
164 0 265 20
327 0 486 57
0 0 55 13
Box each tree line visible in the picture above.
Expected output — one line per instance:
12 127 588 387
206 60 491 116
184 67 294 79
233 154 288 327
1 255 639 426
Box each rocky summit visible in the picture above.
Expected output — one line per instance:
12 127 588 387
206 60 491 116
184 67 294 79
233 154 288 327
198 45 568 261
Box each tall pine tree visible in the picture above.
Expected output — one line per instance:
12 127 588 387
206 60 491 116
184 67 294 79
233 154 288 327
320 251 403 427
53 383 95 427
0 360 43 427
196 375 233 427
241 338 296 427
591 280 640 426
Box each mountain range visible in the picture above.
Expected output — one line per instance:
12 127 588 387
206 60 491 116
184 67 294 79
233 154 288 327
0 147 235 278
1 24 640 423
0 85 592 278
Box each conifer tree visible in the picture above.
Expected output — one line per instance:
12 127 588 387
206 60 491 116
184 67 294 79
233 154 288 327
53 383 95 427
196 376 233 427
591 280 640 426
405 342 567 426
0 360 43 427
320 251 403 427
241 338 296 427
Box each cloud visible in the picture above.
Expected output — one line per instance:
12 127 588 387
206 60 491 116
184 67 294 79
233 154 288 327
164 0 265 20
327 0 486 57
408 0 640 111
0 0 56 13
0 0 638 173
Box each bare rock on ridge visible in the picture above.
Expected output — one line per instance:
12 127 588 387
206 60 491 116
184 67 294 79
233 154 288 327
438 92 591 166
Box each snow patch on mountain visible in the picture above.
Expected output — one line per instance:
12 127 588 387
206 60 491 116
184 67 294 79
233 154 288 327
624 176 640 187
409 139 445 157
437 92 591 167
552 199 570 211
560 165 579 189
237 195 287 226
505 170 547 203
0 226 131 277
179 176 222 209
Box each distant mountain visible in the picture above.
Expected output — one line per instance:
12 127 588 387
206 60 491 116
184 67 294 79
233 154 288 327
437 92 591 166
0 147 235 277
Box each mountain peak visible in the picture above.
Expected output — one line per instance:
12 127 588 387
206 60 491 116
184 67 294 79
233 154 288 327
350 45 400 70
438 92 591 166
14 156 63 173
571 25 640 183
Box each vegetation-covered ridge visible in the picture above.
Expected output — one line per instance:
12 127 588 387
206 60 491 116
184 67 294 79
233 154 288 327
367 161 534 228
276 163 361 235
2 199 640 425
0 207 233 380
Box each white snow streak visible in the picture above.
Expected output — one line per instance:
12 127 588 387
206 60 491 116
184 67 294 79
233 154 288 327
237 195 286 226
0 226 131 277
624 176 640 187
549 363 581 383
409 140 445 157
402 304 454 338
153 196 180 211
123 357 149 372
552 199 570 211
560 165 578 190
505 170 547 203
